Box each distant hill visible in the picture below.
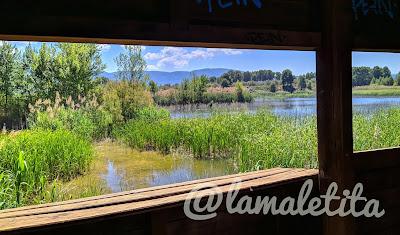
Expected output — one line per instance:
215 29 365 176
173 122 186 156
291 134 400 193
99 68 231 85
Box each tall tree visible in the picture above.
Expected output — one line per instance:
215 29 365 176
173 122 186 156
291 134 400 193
22 43 57 100
297 75 307 90
0 42 19 117
115 45 147 83
382 66 392 78
372 66 383 79
281 69 295 93
149 80 158 94
352 66 372 86
56 43 105 99
396 73 400 86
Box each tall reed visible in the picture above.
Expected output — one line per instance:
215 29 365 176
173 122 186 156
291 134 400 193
114 111 319 171
0 129 93 209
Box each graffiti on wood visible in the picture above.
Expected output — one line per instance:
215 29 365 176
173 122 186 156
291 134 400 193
246 31 286 45
196 0 263 13
353 0 399 20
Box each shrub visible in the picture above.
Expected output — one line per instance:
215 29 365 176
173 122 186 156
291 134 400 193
133 106 170 121
28 93 113 140
101 80 154 122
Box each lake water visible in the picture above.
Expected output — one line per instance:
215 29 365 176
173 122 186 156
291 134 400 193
65 97 400 195
168 97 400 118
66 142 237 194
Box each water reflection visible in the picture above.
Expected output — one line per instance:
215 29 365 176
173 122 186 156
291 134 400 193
97 142 236 193
169 97 400 118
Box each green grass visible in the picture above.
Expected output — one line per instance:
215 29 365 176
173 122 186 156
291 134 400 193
352 86 400 97
353 109 400 151
0 130 94 209
114 112 319 171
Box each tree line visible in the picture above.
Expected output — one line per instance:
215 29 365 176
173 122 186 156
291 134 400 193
352 66 400 87
207 69 316 93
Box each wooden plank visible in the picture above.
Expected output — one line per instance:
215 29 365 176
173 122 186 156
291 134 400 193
0 169 317 233
151 178 321 235
353 147 400 172
0 168 289 216
355 167 400 193
0 168 293 219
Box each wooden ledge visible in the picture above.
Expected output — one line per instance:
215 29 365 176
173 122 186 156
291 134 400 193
0 168 318 234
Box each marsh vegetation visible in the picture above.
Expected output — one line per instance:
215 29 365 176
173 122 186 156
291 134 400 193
1 41 400 210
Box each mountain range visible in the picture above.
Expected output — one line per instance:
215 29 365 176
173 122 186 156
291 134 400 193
99 68 231 85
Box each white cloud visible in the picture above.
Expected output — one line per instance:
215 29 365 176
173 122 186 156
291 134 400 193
144 47 244 69
98 44 111 52
206 48 244 55
120 45 146 51
147 64 159 70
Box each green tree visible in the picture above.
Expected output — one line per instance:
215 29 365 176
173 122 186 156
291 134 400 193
281 69 295 93
191 75 208 103
297 75 307 90
24 43 58 100
235 82 245 102
372 66 383 79
396 73 400 86
56 43 105 100
101 80 154 122
115 46 147 83
243 71 252 82
352 66 372 86
274 72 282 81
307 81 313 90
220 78 230 88
378 77 394 86
149 80 158 94
0 42 20 122
304 72 316 80
382 66 392 78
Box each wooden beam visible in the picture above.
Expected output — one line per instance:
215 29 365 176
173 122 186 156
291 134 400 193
0 25 320 51
316 0 355 234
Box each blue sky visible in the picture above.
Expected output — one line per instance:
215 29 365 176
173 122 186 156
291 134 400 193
8 41 400 75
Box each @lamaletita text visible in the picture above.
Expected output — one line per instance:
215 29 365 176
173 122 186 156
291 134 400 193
184 179 385 221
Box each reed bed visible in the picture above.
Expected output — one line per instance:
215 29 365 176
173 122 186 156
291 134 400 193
0 130 93 209
353 109 400 151
114 112 319 171
116 108 400 172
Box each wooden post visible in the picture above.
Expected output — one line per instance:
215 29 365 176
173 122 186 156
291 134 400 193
317 0 355 234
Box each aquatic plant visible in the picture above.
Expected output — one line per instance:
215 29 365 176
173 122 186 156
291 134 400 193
0 129 93 208
115 111 319 170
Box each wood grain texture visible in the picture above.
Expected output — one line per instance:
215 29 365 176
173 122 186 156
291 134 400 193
0 0 320 50
316 0 356 234
0 168 318 234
